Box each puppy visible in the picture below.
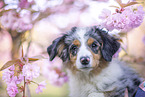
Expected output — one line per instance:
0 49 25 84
47 26 142 97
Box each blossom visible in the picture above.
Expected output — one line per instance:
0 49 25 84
0 1 4 8
129 6 145 28
0 10 17 29
18 0 33 9
35 81 46 94
0 10 32 31
42 59 68 86
47 70 68 86
99 5 145 32
22 63 40 81
2 65 15 84
99 9 111 19
7 82 19 97
2 69 14 84
16 74 24 84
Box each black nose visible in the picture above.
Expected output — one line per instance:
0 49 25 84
80 56 90 65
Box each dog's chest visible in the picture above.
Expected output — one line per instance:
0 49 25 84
68 75 97 97
68 74 120 97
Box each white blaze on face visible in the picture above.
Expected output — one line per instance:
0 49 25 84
75 28 93 69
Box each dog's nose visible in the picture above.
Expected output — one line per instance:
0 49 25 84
80 56 90 65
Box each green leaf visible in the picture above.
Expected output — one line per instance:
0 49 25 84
28 58 39 62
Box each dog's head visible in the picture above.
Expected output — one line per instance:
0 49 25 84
47 26 120 72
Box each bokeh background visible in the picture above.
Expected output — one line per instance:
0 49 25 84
0 0 145 97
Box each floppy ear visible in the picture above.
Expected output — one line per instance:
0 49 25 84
47 34 69 62
99 30 120 62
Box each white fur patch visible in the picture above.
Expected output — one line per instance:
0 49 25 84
75 28 93 70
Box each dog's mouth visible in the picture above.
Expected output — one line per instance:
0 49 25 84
79 67 93 72
79 66 93 70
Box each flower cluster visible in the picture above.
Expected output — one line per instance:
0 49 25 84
0 10 32 31
18 0 34 9
36 81 46 94
2 59 46 97
22 63 40 81
0 1 4 9
42 59 68 87
99 5 145 32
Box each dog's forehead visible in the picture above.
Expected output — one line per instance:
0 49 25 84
75 28 89 41
65 27 95 45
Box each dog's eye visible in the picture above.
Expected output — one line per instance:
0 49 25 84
92 42 98 48
90 42 100 54
70 45 78 56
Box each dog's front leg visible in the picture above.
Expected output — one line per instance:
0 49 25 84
88 92 104 97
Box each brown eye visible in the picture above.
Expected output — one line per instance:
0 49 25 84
70 45 78 56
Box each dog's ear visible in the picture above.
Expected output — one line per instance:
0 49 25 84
99 31 120 62
47 34 69 62
92 26 120 62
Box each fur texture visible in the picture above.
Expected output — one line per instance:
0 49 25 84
47 26 142 97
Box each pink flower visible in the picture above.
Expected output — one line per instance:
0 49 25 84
0 1 4 8
7 82 19 97
2 69 13 84
0 10 32 31
0 10 17 29
16 74 24 84
129 6 145 28
99 5 145 32
19 11 33 31
99 9 111 19
47 70 68 86
2 65 24 85
2 65 15 84
35 81 46 94
8 64 15 71
42 59 68 86
22 63 40 81
18 0 31 9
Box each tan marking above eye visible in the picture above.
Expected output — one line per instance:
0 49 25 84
87 38 95 46
73 40 80 46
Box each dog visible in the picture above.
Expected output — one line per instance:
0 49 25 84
47 26 142 97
